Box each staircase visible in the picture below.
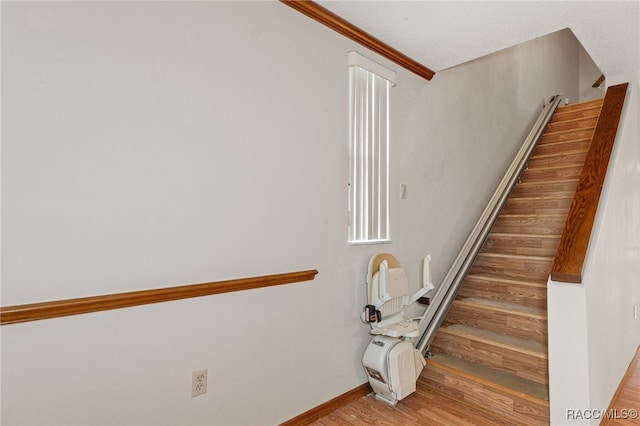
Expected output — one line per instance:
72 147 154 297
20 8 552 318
418 98 604 425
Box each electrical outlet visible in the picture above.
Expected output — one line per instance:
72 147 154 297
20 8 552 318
191 369 207 397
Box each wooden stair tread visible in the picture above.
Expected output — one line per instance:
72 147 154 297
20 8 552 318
494 215 568 228
533 138 592 156
476 252 554 262
466 272 547 287
448 297 548 343
427 353 550 402
488 232 559 239
529 148 589 160
498 213 566 218
483 233 561 256
499 213 566 218
545 118 597 134
538 128 596 145
536 136 591 149
420 356 550 425
441 324 548 358
551 109 601 125
527 152 588 168
455 297 546 318
511 181 579 199
537 136 592 146
513 178 578 195
522 162 585 171
541 126 595 138
515 178 579 188
507 194 573 201
555 98 603 112
519 166 583 181
547 115 597 125
473 253 554 280
460 273 547 308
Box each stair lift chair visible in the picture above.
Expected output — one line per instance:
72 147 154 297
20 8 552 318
362 253 435 405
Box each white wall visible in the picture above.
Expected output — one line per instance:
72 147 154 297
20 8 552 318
548 79 640 426
578 43 605 102
1 3 580 425
584 78 640 423
548 281 591 425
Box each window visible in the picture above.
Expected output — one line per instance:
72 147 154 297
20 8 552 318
348 52 395 244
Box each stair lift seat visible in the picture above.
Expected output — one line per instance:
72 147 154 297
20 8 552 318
362 253 434 405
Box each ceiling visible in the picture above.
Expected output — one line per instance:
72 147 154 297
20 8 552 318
317 1 640 83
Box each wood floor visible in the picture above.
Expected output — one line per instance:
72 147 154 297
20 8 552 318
602 346 640 426
309 380 515 426
310 348 640 425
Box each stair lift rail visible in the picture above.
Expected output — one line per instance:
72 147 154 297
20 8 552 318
416 94 563 355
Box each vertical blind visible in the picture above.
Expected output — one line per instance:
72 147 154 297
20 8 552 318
348 59 392 243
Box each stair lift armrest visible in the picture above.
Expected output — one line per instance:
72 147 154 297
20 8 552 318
407 287 429 305
379 260 390 301
369 260 392 309
406 255 435 306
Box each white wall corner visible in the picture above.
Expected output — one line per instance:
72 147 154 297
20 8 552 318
603 72 635 88
547 279 591 425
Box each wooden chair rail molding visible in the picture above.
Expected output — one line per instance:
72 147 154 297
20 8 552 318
0 269 319 326
280 0 435 81
551 82 629 283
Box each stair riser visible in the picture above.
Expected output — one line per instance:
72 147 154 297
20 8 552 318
419 368 549 426
511 180 579 198
492 216 566 235
545 116 597 133
501 197 573 215
445 303 547 343
555 99 603 114
471 256 553 280
519 166 583 182
482 234 560 256
550 107 601 124
431 333 548 385
539 128 595 144
458 278 547 308
533 139 591 157
526 152 588 169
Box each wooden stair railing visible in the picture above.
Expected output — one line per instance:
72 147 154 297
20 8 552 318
0 269 318 325
551 83 629 283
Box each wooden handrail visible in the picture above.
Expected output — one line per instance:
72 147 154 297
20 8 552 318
592 74 605 88
550 83 628 283
0 269 319 325
280 0 435 81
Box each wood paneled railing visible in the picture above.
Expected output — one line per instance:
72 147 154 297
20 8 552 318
551 83 629 283
0 269 318 325
280 0 435 81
